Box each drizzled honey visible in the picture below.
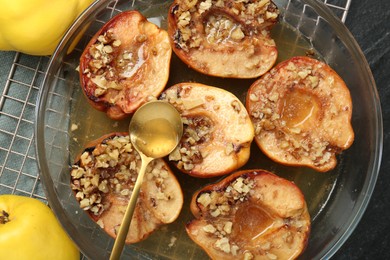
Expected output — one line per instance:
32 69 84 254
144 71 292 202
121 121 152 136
280 89 320 131
131 117 179 158
232 202 275 245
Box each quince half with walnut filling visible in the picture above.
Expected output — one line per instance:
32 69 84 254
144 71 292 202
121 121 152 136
70 132 183 244
79 11 172 120
246 56 354 172
160 83 254 177
186 169 310 259
168 0 279 78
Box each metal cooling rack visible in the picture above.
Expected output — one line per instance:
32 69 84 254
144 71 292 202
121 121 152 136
0 53 49 200
0 0 351 200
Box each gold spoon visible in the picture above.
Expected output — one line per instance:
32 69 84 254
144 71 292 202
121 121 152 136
109 100 183 260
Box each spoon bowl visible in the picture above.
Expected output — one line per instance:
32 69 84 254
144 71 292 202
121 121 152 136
110 101 183 260
130 101 183 158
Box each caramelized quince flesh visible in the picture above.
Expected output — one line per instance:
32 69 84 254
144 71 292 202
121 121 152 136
79 10 172 119
246 56 354 172
70 133 183 244
186 169 310 259
160 82 254 177
168 0 279 78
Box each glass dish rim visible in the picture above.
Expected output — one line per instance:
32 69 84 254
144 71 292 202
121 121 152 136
300 0 383 257
34 0 383 258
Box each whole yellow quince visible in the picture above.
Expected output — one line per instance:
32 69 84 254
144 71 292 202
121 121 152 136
0 0 94 55
0 195 80 259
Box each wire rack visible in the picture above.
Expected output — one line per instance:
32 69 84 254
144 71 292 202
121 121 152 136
0 53 49 201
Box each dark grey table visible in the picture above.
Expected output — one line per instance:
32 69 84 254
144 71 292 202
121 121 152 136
334 1 390 259
0 0 388 259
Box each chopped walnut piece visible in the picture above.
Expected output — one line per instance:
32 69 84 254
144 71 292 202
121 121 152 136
214 237 231 253
203 224 217 233
223 221 233 234
197 192 212 208
244 252 254 260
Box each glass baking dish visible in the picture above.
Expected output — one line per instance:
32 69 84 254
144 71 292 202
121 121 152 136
35 0 382 259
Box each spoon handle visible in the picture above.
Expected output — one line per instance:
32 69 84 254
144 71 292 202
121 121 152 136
110 154 154 260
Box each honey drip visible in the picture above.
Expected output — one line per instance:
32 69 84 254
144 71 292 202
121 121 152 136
232 202 275 245
280 90 320 131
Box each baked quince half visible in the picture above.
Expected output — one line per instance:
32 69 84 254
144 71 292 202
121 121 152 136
168 0 279 78
79 11 172 119
70 132 183 244
160 83 254 177
186 169 311 259
246 56 354 172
